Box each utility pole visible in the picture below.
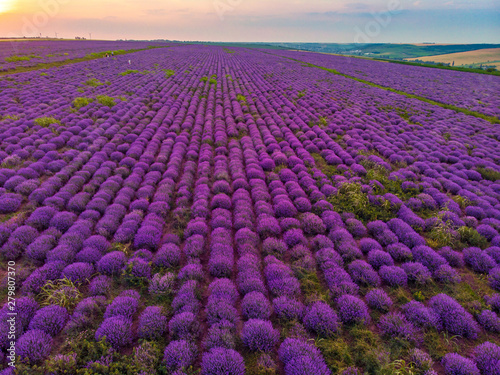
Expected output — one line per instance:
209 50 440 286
89 33 92 40
55 32 58 39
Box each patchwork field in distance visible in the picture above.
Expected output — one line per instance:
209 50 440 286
406 48 500 69
0 42 499 375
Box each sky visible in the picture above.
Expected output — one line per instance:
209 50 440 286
0 0 498 43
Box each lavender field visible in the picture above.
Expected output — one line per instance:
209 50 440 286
0 40 166 72
0 43 499 375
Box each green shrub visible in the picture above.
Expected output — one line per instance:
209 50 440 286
427 219 459 248
83 78 103 86
327 182 396 223
34 117 61 127
119 69 139 76
72 97 94 109
477 167 500 182
163 69 175 77
5 55 32 62
458 226 488 248
96 95 116 107
38 278 82 310
0 115 20 121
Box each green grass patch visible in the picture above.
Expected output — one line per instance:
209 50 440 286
237 94 247 102
0 114 20 121
316 336 353 373
37 278 83 311
458 226 489 248
72 97 94 109
34 116 61 127
295 270 329 304
83 78 103 87
327 182 397 223
119 69 139 76
5 54 41 62
477 167 500 181
96 95 117 107
163 69 175 77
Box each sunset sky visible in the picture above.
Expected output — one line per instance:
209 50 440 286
0 0 498 43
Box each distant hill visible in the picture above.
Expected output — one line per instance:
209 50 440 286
264 43 500 60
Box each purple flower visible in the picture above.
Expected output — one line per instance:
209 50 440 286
348 260 381 287
434 264 461 284
402 301 442 330
28 305 68 336
477 224 499 241
204 321 236 350
49 211 77 233
17 329 52 364
95 316 132 348
134 225 162 250
154 243 181 268
336 295 370 325
473 341 500 375
485 247 500 264
366 289 392 312
241 292 272 320
491 267 500 291
62 262 94 284
284 228 306 247
378 312 419 343
301 213 326 235
201 348 245 375
438 247 464 268
89 275 112 296
477 310 500 333
367 250 394 270
441 353 480 375
429 294 479 339
163 340 198 371
169 312 199 340
345 218 367 238
26 206 57 230
273 296 305 321
104 296 138 320
463 247 496 274
379 265 408 287
241 319 279 352
262 238 287 257
138 306 167 340
387 243 413 262
149 272 176 296
257 215 281 238
486 293 500 312
184 234 205 257
278 338 331 375
125 257 151 279
206 299 238 327
402 262 432 284
412 245 448 272
96 251 126 276
303 301 339 337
